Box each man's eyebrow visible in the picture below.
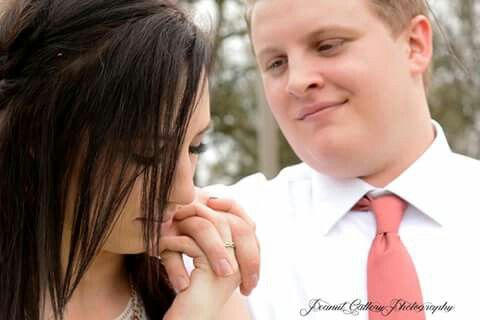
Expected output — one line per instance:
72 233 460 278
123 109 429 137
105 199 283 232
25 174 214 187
256 25 356 61
256 47 282 64
304 25 355 41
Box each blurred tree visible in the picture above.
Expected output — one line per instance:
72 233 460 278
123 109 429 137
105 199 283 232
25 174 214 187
429 0 480 157
181 0 298 185
181 0 479 184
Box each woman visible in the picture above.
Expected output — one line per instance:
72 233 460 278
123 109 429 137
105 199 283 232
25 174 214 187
0 0 250 319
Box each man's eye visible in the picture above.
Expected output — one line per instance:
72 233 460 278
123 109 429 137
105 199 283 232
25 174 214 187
317 39 345 54
189 143 207 155
266 58 287 72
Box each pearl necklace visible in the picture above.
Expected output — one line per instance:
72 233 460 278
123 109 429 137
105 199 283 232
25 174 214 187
118 277 142 320
129 278 142 320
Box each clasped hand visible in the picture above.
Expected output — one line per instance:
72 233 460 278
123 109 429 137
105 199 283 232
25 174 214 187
154 190 259 319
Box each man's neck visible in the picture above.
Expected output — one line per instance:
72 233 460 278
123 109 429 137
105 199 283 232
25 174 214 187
361 118 436 188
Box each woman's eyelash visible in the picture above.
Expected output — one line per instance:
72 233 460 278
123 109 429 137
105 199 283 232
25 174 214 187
189 143 207 155
130 143 207 164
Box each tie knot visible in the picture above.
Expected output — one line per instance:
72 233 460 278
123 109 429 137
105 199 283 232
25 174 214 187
355 194 407 234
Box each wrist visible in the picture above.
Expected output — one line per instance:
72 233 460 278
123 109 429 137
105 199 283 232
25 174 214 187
164 297 215 320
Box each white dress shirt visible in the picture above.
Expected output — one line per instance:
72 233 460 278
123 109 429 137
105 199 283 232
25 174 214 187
206 121 480 319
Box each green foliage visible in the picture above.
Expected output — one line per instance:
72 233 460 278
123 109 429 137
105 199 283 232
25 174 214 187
429 0 480 157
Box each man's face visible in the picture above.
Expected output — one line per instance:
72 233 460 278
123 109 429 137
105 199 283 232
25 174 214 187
251 0 424 179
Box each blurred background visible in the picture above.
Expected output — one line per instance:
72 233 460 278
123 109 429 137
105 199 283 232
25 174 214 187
184 0 480 185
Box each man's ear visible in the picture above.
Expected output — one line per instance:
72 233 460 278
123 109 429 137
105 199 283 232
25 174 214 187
406 15 433 77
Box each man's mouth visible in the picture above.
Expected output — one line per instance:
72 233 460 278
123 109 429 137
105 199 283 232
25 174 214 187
296 99 348 121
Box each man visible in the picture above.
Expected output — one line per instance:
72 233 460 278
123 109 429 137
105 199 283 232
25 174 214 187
209 0 480 319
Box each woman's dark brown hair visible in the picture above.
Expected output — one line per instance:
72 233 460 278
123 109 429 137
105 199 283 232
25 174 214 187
0 0 211 319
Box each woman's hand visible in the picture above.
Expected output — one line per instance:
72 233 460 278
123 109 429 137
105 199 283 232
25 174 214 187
158 202 241 319
160 193 260 296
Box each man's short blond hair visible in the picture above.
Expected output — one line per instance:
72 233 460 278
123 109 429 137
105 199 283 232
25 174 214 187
244 0 428 37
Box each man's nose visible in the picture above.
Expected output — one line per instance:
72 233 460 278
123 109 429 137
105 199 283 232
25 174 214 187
287 57 326 99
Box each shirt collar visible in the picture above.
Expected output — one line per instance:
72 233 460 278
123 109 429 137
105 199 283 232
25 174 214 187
310 172 373 236
310 120 454 236
386 120 454 227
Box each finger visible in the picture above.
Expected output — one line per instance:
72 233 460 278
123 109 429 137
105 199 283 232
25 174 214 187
179 204 238 273
172 204 198 221
168 193 211 222
206 197 256 229
176 216 238 277
161 251 190 293
173 204 239 278
182 200 260 294
176 203 232 241
194 186 211 204
150 235 204 293
199 198 260 294
225 214 260 296
168 190 211 222
156 235 204 257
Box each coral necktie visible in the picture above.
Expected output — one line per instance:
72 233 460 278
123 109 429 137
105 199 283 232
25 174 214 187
353 194 426 320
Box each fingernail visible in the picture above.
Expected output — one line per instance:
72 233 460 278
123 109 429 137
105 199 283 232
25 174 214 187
241 282 254 296
216 259 234 276
173 276 189 293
